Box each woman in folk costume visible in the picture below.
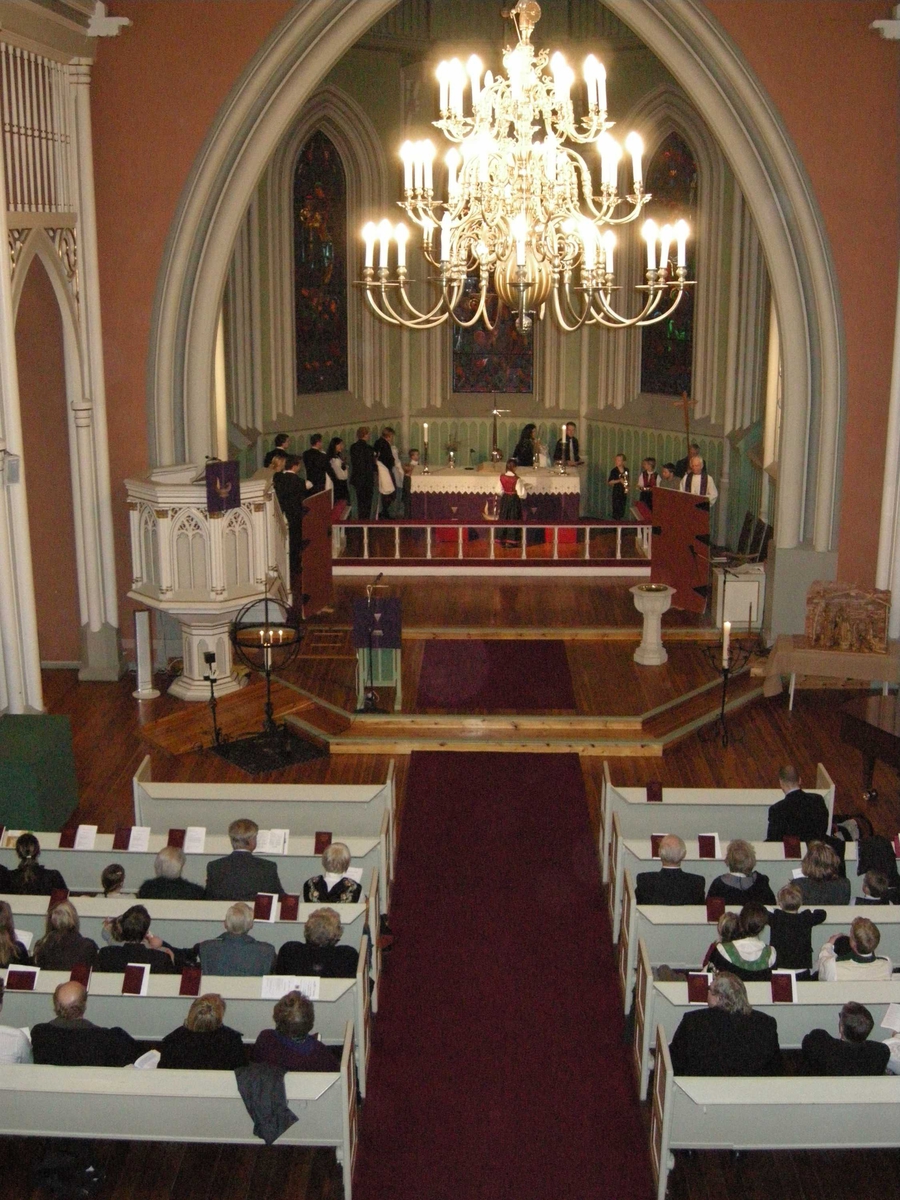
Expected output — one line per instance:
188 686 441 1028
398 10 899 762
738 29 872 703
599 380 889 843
498 458 527 548
637 457 658 509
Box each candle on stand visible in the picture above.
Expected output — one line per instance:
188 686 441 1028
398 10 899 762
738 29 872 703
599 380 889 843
423 422 429 446
722 620 731 669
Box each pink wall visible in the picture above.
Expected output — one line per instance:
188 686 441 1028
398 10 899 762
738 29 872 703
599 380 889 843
707 0 900 584
90 0 293 625
16 259 81 662
89 0 899 628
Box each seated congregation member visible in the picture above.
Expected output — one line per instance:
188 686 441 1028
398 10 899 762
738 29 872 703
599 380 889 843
33 900 98 971
137 846 205 901
7 832 66 895
97 904 176 974
275 907 359 978
205 819 284 902
304 843 362 904
635 835 705 906
817 916 893 982
0 900 30 968
702 911 739 969
252 990 338 1072
801 1002 890 1076
669 971 782 1076
706 902 776 982
856 835 900 895
855 869 899 906
0 980 32 1063
31 981 139 1067
706 839 776 906
767 883 826 973
196 902 275 977
100 863 127 897
765 766 829 844
796 841 851 906
159 993 247 1071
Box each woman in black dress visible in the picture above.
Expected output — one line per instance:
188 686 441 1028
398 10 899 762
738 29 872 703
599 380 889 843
7 833 67 895
326 437 349 505
512 424 537 467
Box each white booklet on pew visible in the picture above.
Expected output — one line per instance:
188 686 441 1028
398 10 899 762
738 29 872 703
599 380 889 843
255 829 289 856
261 974 320 1001
183 826 207 855
881 1002 900 1034
16 929 33 952
74 824 98 851
128 826 151 853
346 867 363 884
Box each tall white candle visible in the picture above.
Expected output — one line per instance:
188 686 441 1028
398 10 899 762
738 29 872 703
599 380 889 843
423 422 429 446
394 223 408 268
400 141 413 192
675 219 689 267
642 219 658 271
362 222 377 269
437 62 449 113
625 132 643 188
378 219 392 269
596 61 607 113
440 212 452 262
722 620 731 668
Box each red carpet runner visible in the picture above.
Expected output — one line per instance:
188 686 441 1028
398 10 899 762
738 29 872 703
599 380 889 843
353 752 653 1200
416 640 577 711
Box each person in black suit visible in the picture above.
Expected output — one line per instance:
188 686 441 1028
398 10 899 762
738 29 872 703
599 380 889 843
302 434 329 494
31 981 140 1066
158 993 247 1071
801 1002 890 1075
669 971 782 1076
273 454 305 577
552 422 581 465
372 426 398 519
205 819 285 901
275 907 359 978
6 833 66 895
349 426 376 520
635 835 706 905
263 433 289 467
96 904 176 974
137 846 205 901
765 766 829 843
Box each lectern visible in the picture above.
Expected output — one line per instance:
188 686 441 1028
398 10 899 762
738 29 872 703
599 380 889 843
650 488 711 613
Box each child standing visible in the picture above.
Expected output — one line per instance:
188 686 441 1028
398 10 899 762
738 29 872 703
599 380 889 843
767 882 826 975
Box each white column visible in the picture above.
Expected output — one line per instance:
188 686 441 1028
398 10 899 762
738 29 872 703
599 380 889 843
876 256 900 637
0 135 42 712
69 59 121 678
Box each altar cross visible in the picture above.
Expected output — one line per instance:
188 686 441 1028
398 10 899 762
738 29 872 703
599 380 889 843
673 391 696 458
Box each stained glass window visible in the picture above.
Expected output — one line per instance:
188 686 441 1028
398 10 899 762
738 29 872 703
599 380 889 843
640 132 697 397
294 131 348 394
451 277 534 394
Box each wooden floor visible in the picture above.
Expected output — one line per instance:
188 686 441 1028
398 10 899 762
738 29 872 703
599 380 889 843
9 573 900 1200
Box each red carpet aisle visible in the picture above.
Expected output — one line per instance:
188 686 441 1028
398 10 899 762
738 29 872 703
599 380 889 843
353 752 653 1200
416 640 577 711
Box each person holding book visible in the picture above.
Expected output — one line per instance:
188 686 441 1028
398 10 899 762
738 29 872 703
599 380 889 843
31 982 139 1067
158 994 247 1071
635 835 705 905
205 819 285 901
801 1002 890 1075
96 904 176 974
706 902 776 981
195 902 276 976
6 833 67 896
765 766 829 843
33 900 98 971
767 882 826 974
252 991 339 1072
669 972 782 1076
137 846 205 901
303 843 362 904
816 917 893 981
705 840 776 907
275 907 359 978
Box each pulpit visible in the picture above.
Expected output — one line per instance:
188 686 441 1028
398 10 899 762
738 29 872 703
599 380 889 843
650 488 711 613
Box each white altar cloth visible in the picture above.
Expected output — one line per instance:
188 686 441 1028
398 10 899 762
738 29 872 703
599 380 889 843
409 465 582 496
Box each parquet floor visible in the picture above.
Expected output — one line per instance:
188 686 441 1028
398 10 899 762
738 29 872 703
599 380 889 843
6 574 900 1199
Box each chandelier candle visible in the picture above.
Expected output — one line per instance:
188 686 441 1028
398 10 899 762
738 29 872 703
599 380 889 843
359 0 694 335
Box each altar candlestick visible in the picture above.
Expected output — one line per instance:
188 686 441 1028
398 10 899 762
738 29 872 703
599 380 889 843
722 621 731 668
423 422 429 446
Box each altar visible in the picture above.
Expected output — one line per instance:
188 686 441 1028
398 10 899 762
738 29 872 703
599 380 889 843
409 463 583 522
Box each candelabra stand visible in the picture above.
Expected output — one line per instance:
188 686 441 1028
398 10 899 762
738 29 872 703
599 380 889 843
699 639 754 748
203 651 224 748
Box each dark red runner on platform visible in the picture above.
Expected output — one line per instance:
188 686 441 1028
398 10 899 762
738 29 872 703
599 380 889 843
353 752 653 1200
416 639 576 712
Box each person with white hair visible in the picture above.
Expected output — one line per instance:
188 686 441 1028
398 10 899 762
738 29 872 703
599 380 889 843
303 842 362 904
635 835 705 905
195 902 276 976
137 846 205 900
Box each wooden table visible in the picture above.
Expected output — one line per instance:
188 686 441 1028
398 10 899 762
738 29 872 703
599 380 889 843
763 634 900 709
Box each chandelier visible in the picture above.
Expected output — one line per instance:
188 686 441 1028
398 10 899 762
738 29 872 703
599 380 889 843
359 0 693 334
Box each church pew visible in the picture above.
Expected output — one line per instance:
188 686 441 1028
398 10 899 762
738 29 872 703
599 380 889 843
0 1022 358 1199
599 760 834 885
2 878 383 1012
0 828 384 907
617 869 900 1013
630 936 900 1100
649 1024 900 1200
131 755 396 903
1 933 371 1096
607 812 862 942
